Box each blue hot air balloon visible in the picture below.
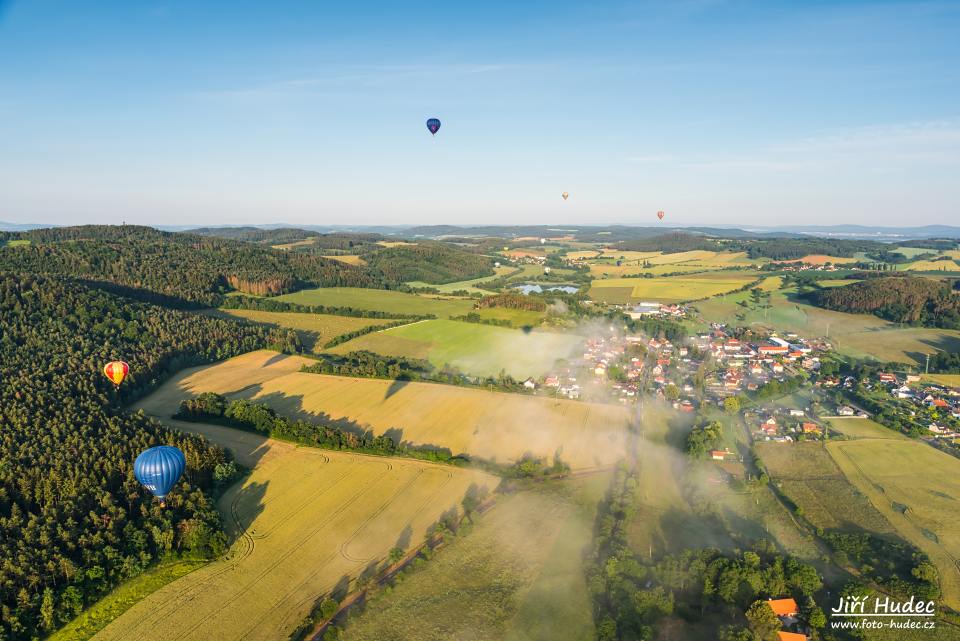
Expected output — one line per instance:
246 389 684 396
134 445 186 502
426 118 441 135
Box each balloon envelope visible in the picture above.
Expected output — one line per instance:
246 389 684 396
134 446 186 499
426 118 441 135
562 192 569 200
103 361 129 386
657 210 665 220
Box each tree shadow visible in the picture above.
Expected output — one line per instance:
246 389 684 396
384 378 410 400
395 524 413 551
263 351 290 368
221 479 269 548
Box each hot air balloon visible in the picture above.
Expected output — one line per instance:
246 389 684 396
134 446 186 504
657 210 665 221
540 238 546 244
562 192 569 201
426 118 441 135
103 361 129 387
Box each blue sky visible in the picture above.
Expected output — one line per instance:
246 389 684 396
1 0 958 227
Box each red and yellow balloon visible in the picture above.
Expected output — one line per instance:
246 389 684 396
103 361 130 386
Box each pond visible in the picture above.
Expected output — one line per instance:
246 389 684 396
512 283 579 295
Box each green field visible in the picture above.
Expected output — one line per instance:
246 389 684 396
923 373 960 388
328 319 581 378
694 285 960 365
828 438 960 609
210 309 400 352
276 287 476 318
828 417 908 440
340 478 602 641
588 273 758 304
756 442 896 534
2 238 31 247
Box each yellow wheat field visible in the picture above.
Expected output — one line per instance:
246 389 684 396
94 422 492 641
140 350 630 470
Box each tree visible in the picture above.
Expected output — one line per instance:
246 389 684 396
744 600 782 641
724 396 741 414
39 589 55 632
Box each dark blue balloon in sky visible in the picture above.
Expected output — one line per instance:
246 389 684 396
426 118 441 135
134 445 186 500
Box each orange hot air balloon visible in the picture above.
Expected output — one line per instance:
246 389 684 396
562 192 569 201
657 210 665 221
104 361 130 387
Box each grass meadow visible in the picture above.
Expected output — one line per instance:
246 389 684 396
828 439 960 610
340 477 604 641
327 319 580 378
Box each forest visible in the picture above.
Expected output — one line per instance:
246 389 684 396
360 242 494 284
0 226 386 306
812 276 960 328
0 273 296 640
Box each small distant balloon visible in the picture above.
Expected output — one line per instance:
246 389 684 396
134 445 185 503
426 118 441 135
562 192 569 201
657 210 665 221
103 361 129 387
540 238 546 244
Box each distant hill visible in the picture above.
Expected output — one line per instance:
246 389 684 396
0 225 387 306
363 242 495 284
812 276 960 328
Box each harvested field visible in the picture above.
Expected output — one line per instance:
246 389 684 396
797 254 858 265
94 377 495 641
923 373 960 388
322 254 367 266
140 351 630 470
828 417 908 440
589 273 757 304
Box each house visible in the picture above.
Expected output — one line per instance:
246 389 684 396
777 632 808 641
710 450 728 461
758 344 790 355
906 374 921 383
767 597 799 618
801 422 821 435
837 405 855 416
771 362 785 374
878 373 898 384
522 378 537 390
594 366 606 377
749 362 764 376
789 409 805 417
544 376 560 388
679 400 695 413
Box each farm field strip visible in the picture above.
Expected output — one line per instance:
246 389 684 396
275 287 476 318
589 273 758 304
